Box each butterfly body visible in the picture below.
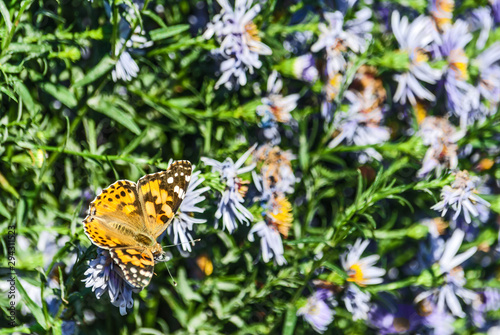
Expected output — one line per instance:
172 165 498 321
83 160 192 289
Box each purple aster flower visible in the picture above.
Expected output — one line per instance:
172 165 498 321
476 42 500 109
391 11 442 105
415 230 478 317
430 0 454 32
201 144 256 233
491 0 500 24
292 54 319 83
468 7 493 49
297 289 336 334
248 220 287 265
83 248 135 316
417 116 464 178
328 89 390 161
472 287 500 327
418 299 456 335
368 303 423 334
311 9 373 75
203 0 272 90
256 71 300 126
432 170 491 224
343 285 371 321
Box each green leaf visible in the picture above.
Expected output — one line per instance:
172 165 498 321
73 55 116 88
16 277 48 329
282 304 297 335
0 0 12 32
13 80 39 114
40 83 77 108
150 24 190 41
87 96 141 135
0 86 17 102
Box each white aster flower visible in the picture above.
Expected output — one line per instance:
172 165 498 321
201 144 257 233
167 169 209 256
415 229 478 317
432 170 491 224
341 239 386 286
297 290 336 334
476 42 500 108
311 9 373 75
256 71 300 125
248 221 286 265
203 0 272 90
391 11 442 105
417 116 464 178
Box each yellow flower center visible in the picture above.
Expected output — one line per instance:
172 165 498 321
347 263 365 286
268 196 293 238
415 101 427 125
245 22 261 42
449 49 468 80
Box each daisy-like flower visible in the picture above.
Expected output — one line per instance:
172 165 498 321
417 116 464 178
248 193 293 265
111 17 152 82
83 249 135 316
476 42 500 109
340 239 386 286
391 11 442 106
328 72 390 161
167 168 210 256
201 144 256 233
368 303 423 334
435 20 481 120
256 71 300 126
472 287 500 327
417 299 456 335
343 285 371 321
297 289 336 334
432 170 491 224
203 0 272 90
430 0 455 32
468 7 493 49
415 229 478 317
311 9 373 75
252 144 296 196
247 220 287 265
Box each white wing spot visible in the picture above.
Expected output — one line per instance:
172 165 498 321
175 173 179 177
180 172 184 176
174 185 180 193
167 177 174 184
185 175 191 182
130 267 137 274
178 189 184 199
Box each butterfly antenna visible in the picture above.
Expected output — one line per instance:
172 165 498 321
162 238 201 249
164 262 177 287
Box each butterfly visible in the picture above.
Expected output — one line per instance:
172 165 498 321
83 160 192 289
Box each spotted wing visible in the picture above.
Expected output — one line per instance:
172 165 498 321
110 247 155 289
83 180 145 249
136 160 192 238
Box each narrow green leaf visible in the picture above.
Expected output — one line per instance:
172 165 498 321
0 0 12 32
150 24 190 41
282 304 297 335
40 83 77 108
15 277 48 329
87 96 141 135
0 86 17 102
13 80 39 114
73 55 116 88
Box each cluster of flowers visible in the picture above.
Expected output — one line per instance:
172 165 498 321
75 0 500 332
199 0 500 333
